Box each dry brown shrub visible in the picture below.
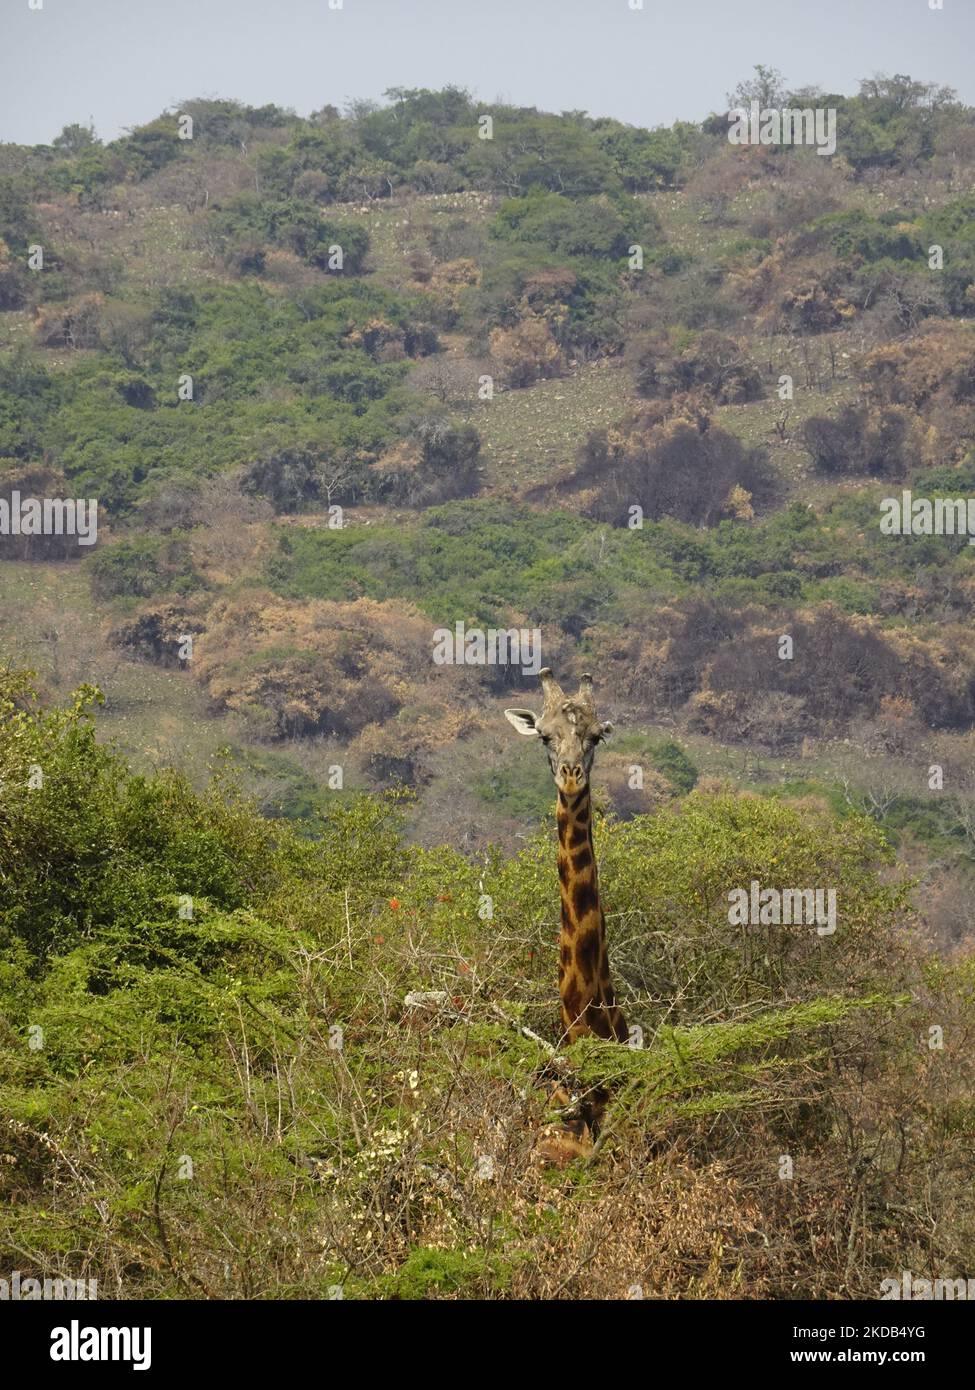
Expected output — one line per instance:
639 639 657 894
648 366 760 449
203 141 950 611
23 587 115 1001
355 705 477 788
553 409 775 528
0 247 26 309
684 146 756 223
189 590 492 752
183 474 275 583
0 462 97 561
33 292 106 348
407 354 477 406
802 402 924 479
858 319 975 460
489 315 563 387
256 247 323 290
191 591 426 738
423 256 480 323
370 421 482 506
504 1152 765 1299
111 601 206 669
744 156 848 239
630 328 764 404
737 245 857 332
596 755 673 820
519 266 577 313
585 600 975 741
689 606 974 740
345 317 407 362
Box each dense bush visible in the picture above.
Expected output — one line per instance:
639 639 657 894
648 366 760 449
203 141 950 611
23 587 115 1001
802 402 921 478
211 194 370 273
191 592 440 739
857 321 975 460
568 408 777 527
491 191 654 261
1 677 972 1300
631 328 764 404
0 352 60 459
612 598 975 739
241 448 324 513
0 462 90 561
3 281 431 514
414 420 480 485
89 534 203 599
489 314 562 385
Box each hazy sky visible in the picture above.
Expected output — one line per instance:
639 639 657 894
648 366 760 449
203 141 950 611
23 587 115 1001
1 0 972 145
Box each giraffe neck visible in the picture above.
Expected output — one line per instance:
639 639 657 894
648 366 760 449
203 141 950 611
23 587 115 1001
556 786 627 1044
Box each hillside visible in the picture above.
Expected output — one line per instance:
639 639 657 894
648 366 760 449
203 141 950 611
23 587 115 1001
2 74 975 1301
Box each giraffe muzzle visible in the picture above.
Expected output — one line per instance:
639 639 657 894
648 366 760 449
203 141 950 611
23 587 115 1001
557 763 586 793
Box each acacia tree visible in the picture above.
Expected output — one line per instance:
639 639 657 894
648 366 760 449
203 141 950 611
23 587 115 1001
727 65 787 112
52 122 98 155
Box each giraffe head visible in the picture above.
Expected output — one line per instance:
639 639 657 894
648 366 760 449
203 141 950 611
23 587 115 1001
504 668 613 796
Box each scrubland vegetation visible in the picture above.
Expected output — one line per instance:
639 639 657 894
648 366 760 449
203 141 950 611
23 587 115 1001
2 72 975 1298
2 674 974 1299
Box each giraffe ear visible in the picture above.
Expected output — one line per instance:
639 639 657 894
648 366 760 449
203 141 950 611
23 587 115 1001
593 720 614 742
504 708 540 737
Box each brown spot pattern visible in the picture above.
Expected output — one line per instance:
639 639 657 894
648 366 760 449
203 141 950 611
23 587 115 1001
553 784 628 1044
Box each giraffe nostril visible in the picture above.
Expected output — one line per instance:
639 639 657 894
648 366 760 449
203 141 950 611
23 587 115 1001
573 765 583 779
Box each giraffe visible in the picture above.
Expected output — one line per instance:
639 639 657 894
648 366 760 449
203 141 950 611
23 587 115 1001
505 667 628 1048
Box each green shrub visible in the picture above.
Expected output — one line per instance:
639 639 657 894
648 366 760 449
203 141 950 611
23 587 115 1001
211 194 370 273
492 191 653 261
88 534 203 599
